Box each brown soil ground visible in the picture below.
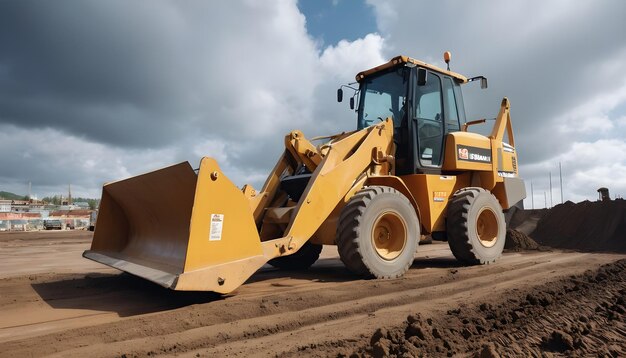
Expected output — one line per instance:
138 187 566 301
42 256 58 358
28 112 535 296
0 229 625 357
356 259 626 357
504 228 543 252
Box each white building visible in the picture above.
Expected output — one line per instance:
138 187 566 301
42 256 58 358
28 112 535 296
0 200 11 213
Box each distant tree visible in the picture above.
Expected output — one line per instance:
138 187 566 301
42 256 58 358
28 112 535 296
41 195 99 207
0 191 24 200
42 195 62 205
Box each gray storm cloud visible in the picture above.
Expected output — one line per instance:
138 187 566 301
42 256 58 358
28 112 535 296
1 0 625 205
0 1 319 147
0 0 380 198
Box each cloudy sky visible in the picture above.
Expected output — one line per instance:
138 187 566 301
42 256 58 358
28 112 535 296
1 0 625 208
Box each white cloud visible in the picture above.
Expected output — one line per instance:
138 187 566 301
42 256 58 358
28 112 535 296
320 34 386 79
192 140 228 163
556 82 626 134
521 139 626 206
0 124 177 198
304 33 388 135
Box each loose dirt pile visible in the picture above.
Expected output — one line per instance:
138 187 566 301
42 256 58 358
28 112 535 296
532 200 626 253
355 259 626 357
506 207 547 236
504 228 542 252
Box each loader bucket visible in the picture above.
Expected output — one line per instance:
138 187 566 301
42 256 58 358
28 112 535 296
83 158 267 293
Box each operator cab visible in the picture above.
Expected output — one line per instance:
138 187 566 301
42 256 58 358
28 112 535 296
346 55 470 175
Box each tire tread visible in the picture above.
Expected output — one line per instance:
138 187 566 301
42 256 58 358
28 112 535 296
336 186 418 278
446 187 504 265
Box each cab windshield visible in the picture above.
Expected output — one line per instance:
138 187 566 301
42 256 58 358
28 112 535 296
357 67 409 130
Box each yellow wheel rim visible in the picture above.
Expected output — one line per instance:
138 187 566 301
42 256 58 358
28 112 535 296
371 211 407 260
476 208 498 248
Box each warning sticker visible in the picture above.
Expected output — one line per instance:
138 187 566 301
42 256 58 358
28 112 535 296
209 214 224 241
433 191 447 203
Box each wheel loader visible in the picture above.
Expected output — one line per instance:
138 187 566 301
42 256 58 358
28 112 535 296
84 53 526 293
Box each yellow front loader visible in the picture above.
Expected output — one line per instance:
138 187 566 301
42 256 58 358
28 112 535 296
84 54 526 293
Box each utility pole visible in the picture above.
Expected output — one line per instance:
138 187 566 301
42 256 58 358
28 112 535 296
549 172 553 208
559 162 563 204
544 192 547 209
530 180 534 209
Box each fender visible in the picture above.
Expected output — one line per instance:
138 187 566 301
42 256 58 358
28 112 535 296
365 175 423 231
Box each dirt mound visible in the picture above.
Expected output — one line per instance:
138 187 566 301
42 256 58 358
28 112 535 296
506 206 546 229
531 200 626 252
504 229 542 251
506 207 548 235
357 259 626 357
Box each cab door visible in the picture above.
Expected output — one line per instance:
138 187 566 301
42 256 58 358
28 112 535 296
413 71 444 168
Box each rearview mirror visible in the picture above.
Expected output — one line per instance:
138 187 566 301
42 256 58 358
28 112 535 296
481 77 488 89
350 97 355 110
417 68 427 86
337 88 343 102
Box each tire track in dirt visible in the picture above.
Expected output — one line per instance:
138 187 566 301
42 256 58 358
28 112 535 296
1 248 623 358
174 253 626 358
354 259 626 357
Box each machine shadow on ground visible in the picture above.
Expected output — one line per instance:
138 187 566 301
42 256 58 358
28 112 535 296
31 272 222 317
30 255 463 317
245 257 357 285
247 254 463 286
410 256 461 269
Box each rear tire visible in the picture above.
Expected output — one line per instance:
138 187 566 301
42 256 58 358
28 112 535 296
268 241 322 270
446 188 506 265
336 186 419 279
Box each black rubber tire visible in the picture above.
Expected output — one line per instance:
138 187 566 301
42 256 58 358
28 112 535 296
336 186 420 279
430 231 447 242
268 241 323 270
446 188 506 265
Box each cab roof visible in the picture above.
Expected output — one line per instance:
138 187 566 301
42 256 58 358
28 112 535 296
355 55 468 83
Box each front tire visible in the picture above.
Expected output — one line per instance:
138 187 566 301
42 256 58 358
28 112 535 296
336 186 420 279
446 188 506 264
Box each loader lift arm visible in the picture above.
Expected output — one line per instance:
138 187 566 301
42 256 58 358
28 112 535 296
259 119 395 258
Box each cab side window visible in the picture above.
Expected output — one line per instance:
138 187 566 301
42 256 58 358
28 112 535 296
415 78 442 121
443 77 460 132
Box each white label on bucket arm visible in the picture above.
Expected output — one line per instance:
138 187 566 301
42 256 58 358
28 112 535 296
209 214 224 241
